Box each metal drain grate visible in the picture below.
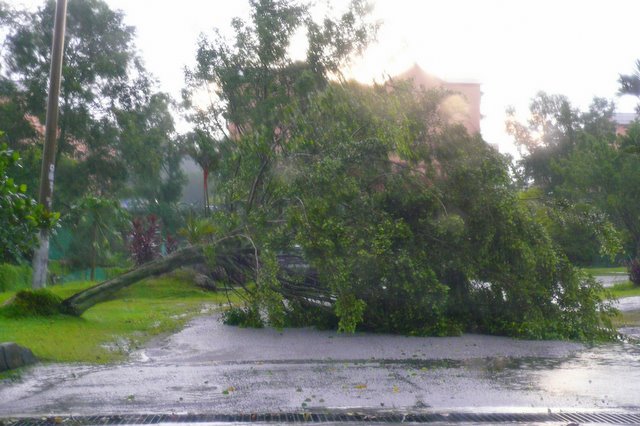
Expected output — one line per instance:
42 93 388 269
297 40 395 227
3 411 640 425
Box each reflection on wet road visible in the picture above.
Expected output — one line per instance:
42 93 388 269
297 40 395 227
0 313 639 417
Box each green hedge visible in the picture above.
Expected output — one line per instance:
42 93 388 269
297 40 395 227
0 263 32 292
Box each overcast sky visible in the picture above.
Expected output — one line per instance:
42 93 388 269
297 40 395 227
14 0 640 155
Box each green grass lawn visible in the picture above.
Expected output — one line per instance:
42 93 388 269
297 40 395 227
583 266 627 275
606 281 640 329
0 277 237 364
607 281 640 299
612 309 640 328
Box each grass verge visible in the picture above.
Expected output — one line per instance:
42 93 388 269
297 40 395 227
608 281 640 299
612 310 640 328
583 266 627 275
0 277 238 364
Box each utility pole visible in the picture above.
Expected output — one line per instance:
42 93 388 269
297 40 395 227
32 0 68 289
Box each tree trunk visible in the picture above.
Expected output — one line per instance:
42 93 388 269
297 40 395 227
61 245 206 316
90 224 97 281
203 168 209 214
31 230 50 289
32 0 68 289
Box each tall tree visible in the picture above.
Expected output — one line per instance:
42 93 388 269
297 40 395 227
0 0 178 205
619 59 640 112
556 121 640 259
0 0 186 285
116 93 186 205
182 0 377 216
506 92 581 190
507 93 622 264
30 0 67 289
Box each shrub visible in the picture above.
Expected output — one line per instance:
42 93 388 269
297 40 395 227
1 289 62 317
221 305 263 328
165 233 179 254
129 215 162 265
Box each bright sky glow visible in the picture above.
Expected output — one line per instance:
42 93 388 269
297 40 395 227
13 0 640 155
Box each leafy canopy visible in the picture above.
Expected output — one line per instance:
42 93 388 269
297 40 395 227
0 140 57 263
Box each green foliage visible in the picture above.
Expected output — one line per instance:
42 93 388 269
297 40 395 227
104 266 130 279
0 263 31 292
0 0 186 210
1 289 62 317
183 0 377 217
178 215 218 245
510 93 628 265
221 305 264 328
117 93 186 205
180 130 220 213
519 193 623 265
0 141 58 263
281 299 338 330
334 293 366 334
554 122 640 259
217 80 615 340
507 93 615 192
254 252 286 329
619 59 640 113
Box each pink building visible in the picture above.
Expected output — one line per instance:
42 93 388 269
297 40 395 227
395 64 482 134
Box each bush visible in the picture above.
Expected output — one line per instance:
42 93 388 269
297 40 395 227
129 215 162 265
221 305 264 328
1 289 62 317
0 263 32 292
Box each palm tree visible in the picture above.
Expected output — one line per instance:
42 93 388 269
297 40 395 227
67 196 127 280
183 130 220 214
619 60 640 112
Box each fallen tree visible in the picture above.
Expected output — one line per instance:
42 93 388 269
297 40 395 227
59 236 331 317
61 245 207 315
55 0 616 341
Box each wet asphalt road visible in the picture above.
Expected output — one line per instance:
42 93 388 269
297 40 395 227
595 274 629 288
1 313 640 418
